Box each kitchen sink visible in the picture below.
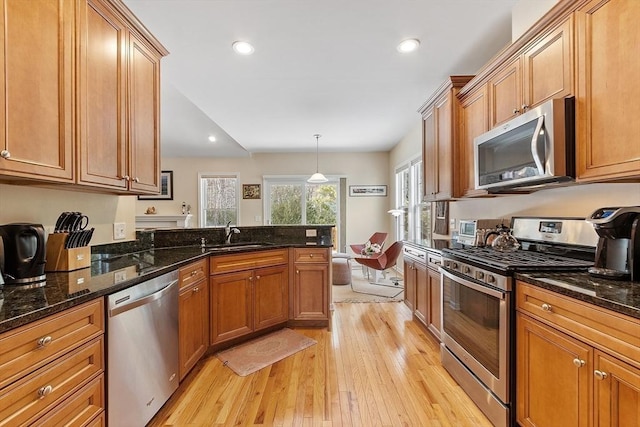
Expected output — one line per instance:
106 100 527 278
205 243 272 252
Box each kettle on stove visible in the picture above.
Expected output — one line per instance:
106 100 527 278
485 225 520 252
0 223 46 285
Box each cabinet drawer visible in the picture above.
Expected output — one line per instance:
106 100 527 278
34 374 104 427
517 281 640 366
427 252 442 271
0 299 104 389
0 337 103 427
293 248 328 263
210 249 288 274
179 259 208 290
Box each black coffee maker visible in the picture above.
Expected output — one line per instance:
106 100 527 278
586 206 640 281
0 223 46 285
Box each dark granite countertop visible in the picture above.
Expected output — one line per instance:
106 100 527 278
515 272 640 320
0 243 329 333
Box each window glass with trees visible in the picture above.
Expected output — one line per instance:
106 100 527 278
266 178 338 226
199 174 238 227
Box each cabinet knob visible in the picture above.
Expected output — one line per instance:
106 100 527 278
521 104 530 112
309 254 314 258
513 108 520 114
192 287 199 293
541 303 552 312
0 149 10 159
122 175 130 181
594 370 608 380
191 270 198 276
296 270 300 274
255 275 261 280
38 385 53 399
573 358 585 367
37 336 53 348
134 177 140 183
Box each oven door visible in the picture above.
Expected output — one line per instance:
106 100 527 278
441 267 510 403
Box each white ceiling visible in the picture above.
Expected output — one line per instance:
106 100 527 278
124 0 519 158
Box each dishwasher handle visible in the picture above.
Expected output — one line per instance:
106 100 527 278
109 279 178 317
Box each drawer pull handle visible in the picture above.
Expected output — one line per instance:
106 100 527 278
38 385 53 399
594 370 608 380
573 358 585 367
541 303 552 312
37 336 53 348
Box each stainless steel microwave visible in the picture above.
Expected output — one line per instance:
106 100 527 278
474 97 575 192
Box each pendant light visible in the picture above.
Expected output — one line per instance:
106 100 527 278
307 134 328 183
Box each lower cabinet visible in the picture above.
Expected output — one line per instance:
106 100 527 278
209 250 289 345
291 248 330 323
426 265 442 341
403 258 416 311
405 244 442 342
0 299 105 426
516 281 640 427
413 261 429 325
178 259 209 380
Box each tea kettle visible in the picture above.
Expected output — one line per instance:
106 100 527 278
485 225 520 252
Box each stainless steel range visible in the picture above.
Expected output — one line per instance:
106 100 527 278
439 217 598 427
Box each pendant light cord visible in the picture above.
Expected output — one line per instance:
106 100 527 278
314 134 321 173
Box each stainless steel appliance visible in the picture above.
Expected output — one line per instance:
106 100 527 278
456 219 503 246
0 223 46 285
107 270 179 427
474 97 575 192
440 217 597 427
586 206 640 281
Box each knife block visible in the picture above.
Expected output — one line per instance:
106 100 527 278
45 233 91 272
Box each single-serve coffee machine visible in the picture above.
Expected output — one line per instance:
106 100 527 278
586 206 640 281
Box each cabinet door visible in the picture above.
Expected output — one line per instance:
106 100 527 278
0 0 74 181
77 0 127 189
209 271 252 344
576 0 640 181
489 58 521 128
522 17 573 109
434 92 453 200
179 280 208 380
426 267 442 341
254 265 288 331
414 263 428 326
422 106 437 200
459 85 489 197
403 260 416 311
594 350 640 426
128 32 161 194
517 313 592 427
293 263 328 320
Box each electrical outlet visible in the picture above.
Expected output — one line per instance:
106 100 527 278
254 215 262 222
113 222 126 240
114 270 127 283
449 218 456 229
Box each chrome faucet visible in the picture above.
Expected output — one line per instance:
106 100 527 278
225 221 240 244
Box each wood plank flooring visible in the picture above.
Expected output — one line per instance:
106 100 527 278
148 302 492 426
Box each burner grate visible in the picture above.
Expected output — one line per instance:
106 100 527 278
443 247 593 271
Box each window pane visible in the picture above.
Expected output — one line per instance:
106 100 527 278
306 184 337 225
201 176 237 227
270 184 302 224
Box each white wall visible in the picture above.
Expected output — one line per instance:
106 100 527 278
512 0 560 41
0 184 136 244
139 152 393 250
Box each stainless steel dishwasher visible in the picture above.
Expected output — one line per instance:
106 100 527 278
107 270 179 427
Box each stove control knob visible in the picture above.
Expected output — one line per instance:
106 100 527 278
476 271 484 280
451 262 458 270
463 266 471 274
486 275 496 284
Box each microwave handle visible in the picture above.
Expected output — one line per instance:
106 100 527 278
531 116 546 174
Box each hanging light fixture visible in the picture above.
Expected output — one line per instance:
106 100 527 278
307 134 328 183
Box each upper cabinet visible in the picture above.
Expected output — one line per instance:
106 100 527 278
489 17 574 128
0 0 75 182
0 0 167 194
575 0 640 182
419 76 473 201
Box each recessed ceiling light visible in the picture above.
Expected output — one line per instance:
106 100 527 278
232 41 254 55
208 135 216 142
397 38 420 53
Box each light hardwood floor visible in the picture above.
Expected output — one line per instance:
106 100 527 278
148 302 492 426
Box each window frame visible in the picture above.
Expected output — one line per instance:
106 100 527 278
198 172 241 228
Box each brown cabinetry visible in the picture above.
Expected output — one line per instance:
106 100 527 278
0 0 167 194
516 281 640 427
489 17 574 128
419 76 473 201
458 85 489 197
426 252 442 341
209 250 289 345
0 0 74 182
0 299 105 426
291 248 330 324
178 259 209 380
404 245 442 341
403 258 416 311
575 0 640 182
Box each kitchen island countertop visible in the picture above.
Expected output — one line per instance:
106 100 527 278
0 243 328 333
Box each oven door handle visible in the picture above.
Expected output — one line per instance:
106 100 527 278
440 267 506 300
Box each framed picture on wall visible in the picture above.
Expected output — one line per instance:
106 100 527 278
243 184 261 199
349 185 387 197
138 171 174 200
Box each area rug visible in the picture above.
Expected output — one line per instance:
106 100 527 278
332 265 404 303
216 328 316 376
